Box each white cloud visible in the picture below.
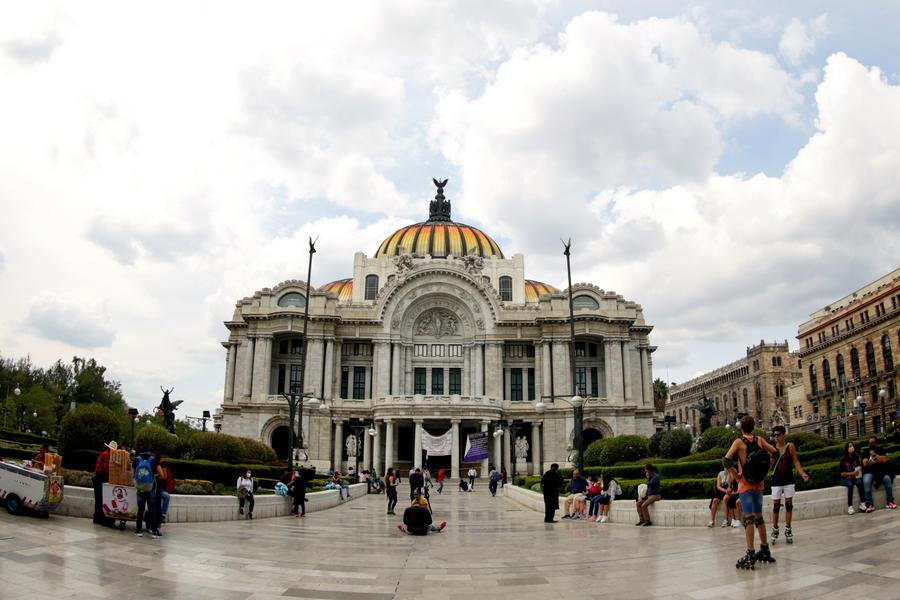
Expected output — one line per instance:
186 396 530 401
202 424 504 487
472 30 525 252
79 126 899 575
779 14 829 66
26 297 115 347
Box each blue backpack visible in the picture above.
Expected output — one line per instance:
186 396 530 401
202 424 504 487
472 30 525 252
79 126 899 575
134 456 155 492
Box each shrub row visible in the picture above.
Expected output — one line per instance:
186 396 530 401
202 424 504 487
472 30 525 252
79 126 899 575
0 428 57 446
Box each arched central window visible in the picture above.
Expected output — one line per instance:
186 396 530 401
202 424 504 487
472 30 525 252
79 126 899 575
277 292 306 308
499 276 512 301
365 274 379 300
572 295 599 310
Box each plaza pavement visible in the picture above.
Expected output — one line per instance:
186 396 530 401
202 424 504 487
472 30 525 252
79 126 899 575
1 483 899 600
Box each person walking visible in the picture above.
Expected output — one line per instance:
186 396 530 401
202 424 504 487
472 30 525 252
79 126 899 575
725 415 778 569
290 469 308 517
385 467 399 515
468 467 477 490
237 469 255 519
541 463 563 523
769 425 810 544
436 468 445 494
409 467 425 500
133 448 161 538
488 466 501 497
635 464 661 526
500 467 507 488
838 442 865 514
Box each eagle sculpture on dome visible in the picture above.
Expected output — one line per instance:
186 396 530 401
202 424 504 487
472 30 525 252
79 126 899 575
429 178 452 221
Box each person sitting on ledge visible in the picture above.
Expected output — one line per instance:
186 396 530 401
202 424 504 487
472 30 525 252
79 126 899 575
325 471 350 501
561 469 588 519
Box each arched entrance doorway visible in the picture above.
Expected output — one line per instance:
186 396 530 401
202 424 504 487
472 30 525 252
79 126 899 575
271 426 291 460
582 427 603 452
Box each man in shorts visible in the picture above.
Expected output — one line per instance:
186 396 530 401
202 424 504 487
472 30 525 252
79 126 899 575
769 425 809 544
725 415 778 569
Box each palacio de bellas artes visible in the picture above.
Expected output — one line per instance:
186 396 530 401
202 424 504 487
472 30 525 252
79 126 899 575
216 179 657 477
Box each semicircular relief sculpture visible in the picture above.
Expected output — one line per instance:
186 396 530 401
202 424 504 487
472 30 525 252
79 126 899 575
414 308 460 338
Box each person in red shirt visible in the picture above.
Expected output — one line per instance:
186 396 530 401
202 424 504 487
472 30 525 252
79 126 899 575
92 441 114 526
436 468 445 495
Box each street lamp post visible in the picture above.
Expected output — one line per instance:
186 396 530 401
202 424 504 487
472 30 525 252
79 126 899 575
128 407 139 448
492 419 524 478
347 418 375 482
282 385 320 472
2 380 21 429
292 236 318 461
664 415 676 430
878 386 886 434
534 395 583 470
562 238 584 474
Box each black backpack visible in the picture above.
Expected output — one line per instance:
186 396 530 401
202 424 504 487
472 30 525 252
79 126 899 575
742 436 770 484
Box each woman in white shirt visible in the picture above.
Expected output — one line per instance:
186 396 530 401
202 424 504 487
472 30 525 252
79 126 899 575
236 470 254 519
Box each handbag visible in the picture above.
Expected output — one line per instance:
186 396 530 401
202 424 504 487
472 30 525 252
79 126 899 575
237 487 248 499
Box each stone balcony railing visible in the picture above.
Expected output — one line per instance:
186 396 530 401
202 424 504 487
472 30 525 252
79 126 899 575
374 394 501 409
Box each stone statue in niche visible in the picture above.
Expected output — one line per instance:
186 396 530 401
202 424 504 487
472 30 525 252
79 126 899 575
415 309 459 338
345 434 358 458
515 436 529 460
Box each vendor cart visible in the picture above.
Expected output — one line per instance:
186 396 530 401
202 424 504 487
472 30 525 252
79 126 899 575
0 460 65 516
101 482 138 521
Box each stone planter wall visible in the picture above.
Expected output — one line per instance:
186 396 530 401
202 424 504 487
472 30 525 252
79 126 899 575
503 483 892 526
54 483 368 522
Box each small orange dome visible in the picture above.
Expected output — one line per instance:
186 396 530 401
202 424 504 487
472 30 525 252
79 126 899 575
524 280 559 302
321 278 352 302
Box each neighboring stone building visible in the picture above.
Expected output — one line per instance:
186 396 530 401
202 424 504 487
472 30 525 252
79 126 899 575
794 268 900 438
664 341 800 436
215 180 657 477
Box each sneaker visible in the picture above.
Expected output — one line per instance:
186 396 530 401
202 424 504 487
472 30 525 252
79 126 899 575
847 506 855 515
707 521 714 528
860 503 868 512
641 521 652 527
572 514 581 520
135 531 143 537
887 502 897 510
561 515 572 519
865 505 875 513
248 513 253 520
599 516 608 523
151 530 161 539
438 521 447 532
732 520 741 528
721 520 728 528
239 508 244 515
635 521 646 526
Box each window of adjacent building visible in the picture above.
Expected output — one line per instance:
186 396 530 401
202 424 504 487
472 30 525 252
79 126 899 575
865 341 877 376
282 339 303 355
832 325 839 337
528 367 536 400
588 343 598 357
414 368 426 394
850 347 860 379
506 344 527 358
414 344 428 357
809 364 819 395
449 368 461 394
818 331 826 343
431 344 445 357
882 334 893 371
590 367 599 397
448 344 462 357
876 302 885 317
574 367 587 397
340 367 349 398
861 310 870 324
499 276 513 301
288 364 302 395
277 292 306 308
836 353 845 386
510 368 523 400
352 366 366 399
431 368 444 394
743 388 748 408
823 359 832 392
277 365 286 393
365 274 379 300
342 342 371 356
572 295 600 310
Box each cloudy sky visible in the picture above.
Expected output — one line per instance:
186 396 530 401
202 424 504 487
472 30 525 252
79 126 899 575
2 2 899 418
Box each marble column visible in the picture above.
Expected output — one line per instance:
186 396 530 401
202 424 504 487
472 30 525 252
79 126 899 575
252 335 271 402
322 340 333 400
371 343 381 398
484 342 500 400
404 345 413 394
531 422 542 475
642 347 653 407
384 420 394 471
223 342 236 403
480 420 490 473
493 426 502 473
413 419 423 469
533 342 542 401
542 341 552 399
332 341 342 399
333 420 344 472
503 428 512 475
363 428 372 471
604 341 613 400
304 339 322 397
474 343 484 396
240 339 253 399
450 419 460 479
391 343 401 395
372 421 382 476
463 346 471 396
622 341 633 402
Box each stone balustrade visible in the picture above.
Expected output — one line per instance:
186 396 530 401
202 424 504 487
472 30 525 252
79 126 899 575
503 483 893 526
54 483 368 522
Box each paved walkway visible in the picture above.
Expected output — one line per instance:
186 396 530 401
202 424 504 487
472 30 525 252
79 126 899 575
1 484 899 599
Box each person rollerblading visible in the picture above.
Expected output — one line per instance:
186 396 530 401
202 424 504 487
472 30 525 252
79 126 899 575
784 525 793 544
769 425 809 545
736 549 756 570
756 544 776 563
771 524 779 542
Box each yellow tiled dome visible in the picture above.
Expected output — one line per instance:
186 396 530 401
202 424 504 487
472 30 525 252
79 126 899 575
524 280 559 302
375 221 503 259
320 278 352 302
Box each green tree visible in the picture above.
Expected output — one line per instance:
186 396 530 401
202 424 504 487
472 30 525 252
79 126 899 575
58 403 122 455
653 378 670 412
71 357 126 412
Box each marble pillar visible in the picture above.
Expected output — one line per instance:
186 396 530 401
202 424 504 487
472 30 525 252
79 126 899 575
604 341 613 400
450 420 460 479
391 343 401 395
304 339 322 397
371 343 381 398
413 420 423 469
531 422 542 475
224 342 236 403
240 339 253 399
384 420 394 471
252 336 271 402
463 346 471 396
533 342 542 401
503 428 512 476
493 427 502 473
333 420 344 472
480 420 490 473
363 428 372 471
622 341 633 402
474 344 484 396
404 346 413 394
332 341 342 399
372 421 382 476
322 340 333 400
642 348 654 408
542 342 552 399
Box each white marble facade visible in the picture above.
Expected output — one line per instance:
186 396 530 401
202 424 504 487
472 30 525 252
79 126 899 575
217 183 656 478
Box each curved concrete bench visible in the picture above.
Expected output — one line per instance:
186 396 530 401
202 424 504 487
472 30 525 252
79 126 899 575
503 484 894 526
54 483 368 522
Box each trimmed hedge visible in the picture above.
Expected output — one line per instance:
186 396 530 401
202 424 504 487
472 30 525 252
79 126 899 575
238 437 278 463
58 404 122 456
135 424 178 456
784 432 830 451
0 428 57 446
695 427 739 452
659 429 693 459
598 435 649 466
190 432 247 464
583 438 607 467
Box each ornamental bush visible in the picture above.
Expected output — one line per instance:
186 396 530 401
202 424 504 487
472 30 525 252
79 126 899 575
598 435 649 466
695 426 739 452
238 436 278 463
784 431 829 451
648 430 665 457
659 429 693 459
135 424 178 456
57 404 122 456
189 432 247 464
583 438 608 467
